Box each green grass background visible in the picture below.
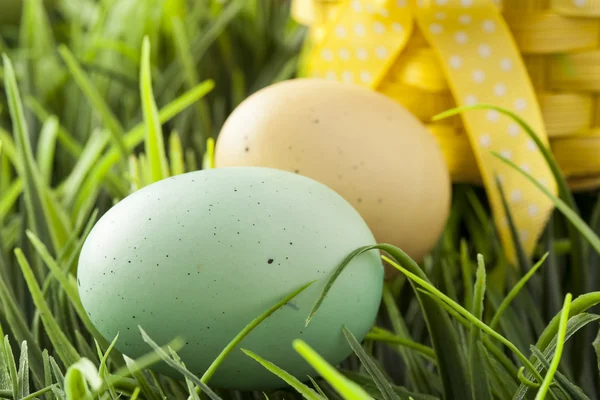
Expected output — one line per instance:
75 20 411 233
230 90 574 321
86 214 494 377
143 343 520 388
1 1 600 399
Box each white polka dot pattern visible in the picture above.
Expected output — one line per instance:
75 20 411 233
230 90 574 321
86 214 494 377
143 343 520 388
301 0 558 263
413 0 557 260
307 0 412 88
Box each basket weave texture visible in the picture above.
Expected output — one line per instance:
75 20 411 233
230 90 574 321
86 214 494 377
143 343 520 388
375 0 600 191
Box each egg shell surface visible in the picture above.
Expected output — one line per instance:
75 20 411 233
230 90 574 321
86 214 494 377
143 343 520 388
215 78 451 265
77 167 384 390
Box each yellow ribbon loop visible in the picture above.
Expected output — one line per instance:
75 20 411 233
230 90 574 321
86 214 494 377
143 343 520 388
293 0 561 263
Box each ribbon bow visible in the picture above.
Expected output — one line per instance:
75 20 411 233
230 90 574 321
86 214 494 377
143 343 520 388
292 0 568 264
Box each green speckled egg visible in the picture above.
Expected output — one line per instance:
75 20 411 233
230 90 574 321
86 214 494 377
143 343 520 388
77 167 383 390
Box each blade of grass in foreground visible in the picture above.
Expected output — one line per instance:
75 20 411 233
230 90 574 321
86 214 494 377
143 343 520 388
59 129 110 206
72 79 214 219
516 313 600 399
36 116 59 186
169 132 185 176
381 285 436 393
140 36 169 182
138 328 222 400
535 294 572 400
490 253 549 330
468 255 492 400
123 356 162 400
435 104 588 302
342 325 400 400
2 54 67 254
293 340 372 400
200 280 316 384
529 346 589 400
14 249 80 367
433 104 572 205
338 370 440 400
242 349 323 400
365 327 436 362
496 176 532 272
58 45 128 161
307 376 328 399
492 153 600 257
2 336 18 400
381 254 543 383
25 231 103 342
17 341 29 398
307 244 471 399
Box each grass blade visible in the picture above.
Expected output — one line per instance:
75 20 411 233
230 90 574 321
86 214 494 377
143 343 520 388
3 54 67 253
492 153 600 257
0 336 10 394
122 357 162 400
36 116 59 186
64 359 101 400
72 79 214 218
342 325 400 400
530 346 589 400
140 36 169 182
516 313 600 399
435 104 588 301
308 244 472 399
14 249 80 366
49 357 65 390
0 276 44 385
42 350 52 400
170 16 212 136
98 335 119 379
3 336 18 399
364 327 436 362
338 370 440 400
490 253 549 330
200 280 315 384
17 341 29 398
202 137 215 170
381 253 543 383
25 230 102 342
381 285 437 392
469 255 492 400
535 294 572 400
496 176 531 272
59 129 110 207
24 96 83 158
0 178 23 222
242 348 323 400
307 376 328 399
292 339 372 400
138 328 222 400
460 240 473 308
480 343 517 399
107 337 184 388
168 132 185 176
58 45 128 161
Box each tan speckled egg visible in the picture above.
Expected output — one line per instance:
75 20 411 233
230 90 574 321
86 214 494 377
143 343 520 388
215 78 451 267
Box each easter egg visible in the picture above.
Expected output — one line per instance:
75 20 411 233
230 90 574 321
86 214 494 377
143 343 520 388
77 167 383 390
214 78 452 268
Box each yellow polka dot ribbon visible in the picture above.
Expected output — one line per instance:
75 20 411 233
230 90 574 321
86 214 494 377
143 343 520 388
292 0 560 264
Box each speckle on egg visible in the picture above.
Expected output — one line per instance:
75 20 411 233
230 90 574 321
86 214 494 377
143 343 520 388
214 78 451 267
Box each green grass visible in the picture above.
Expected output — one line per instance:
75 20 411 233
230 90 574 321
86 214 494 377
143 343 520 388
1 0 600 399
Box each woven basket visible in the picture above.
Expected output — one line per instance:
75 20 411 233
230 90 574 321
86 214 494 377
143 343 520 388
293 0 600 192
